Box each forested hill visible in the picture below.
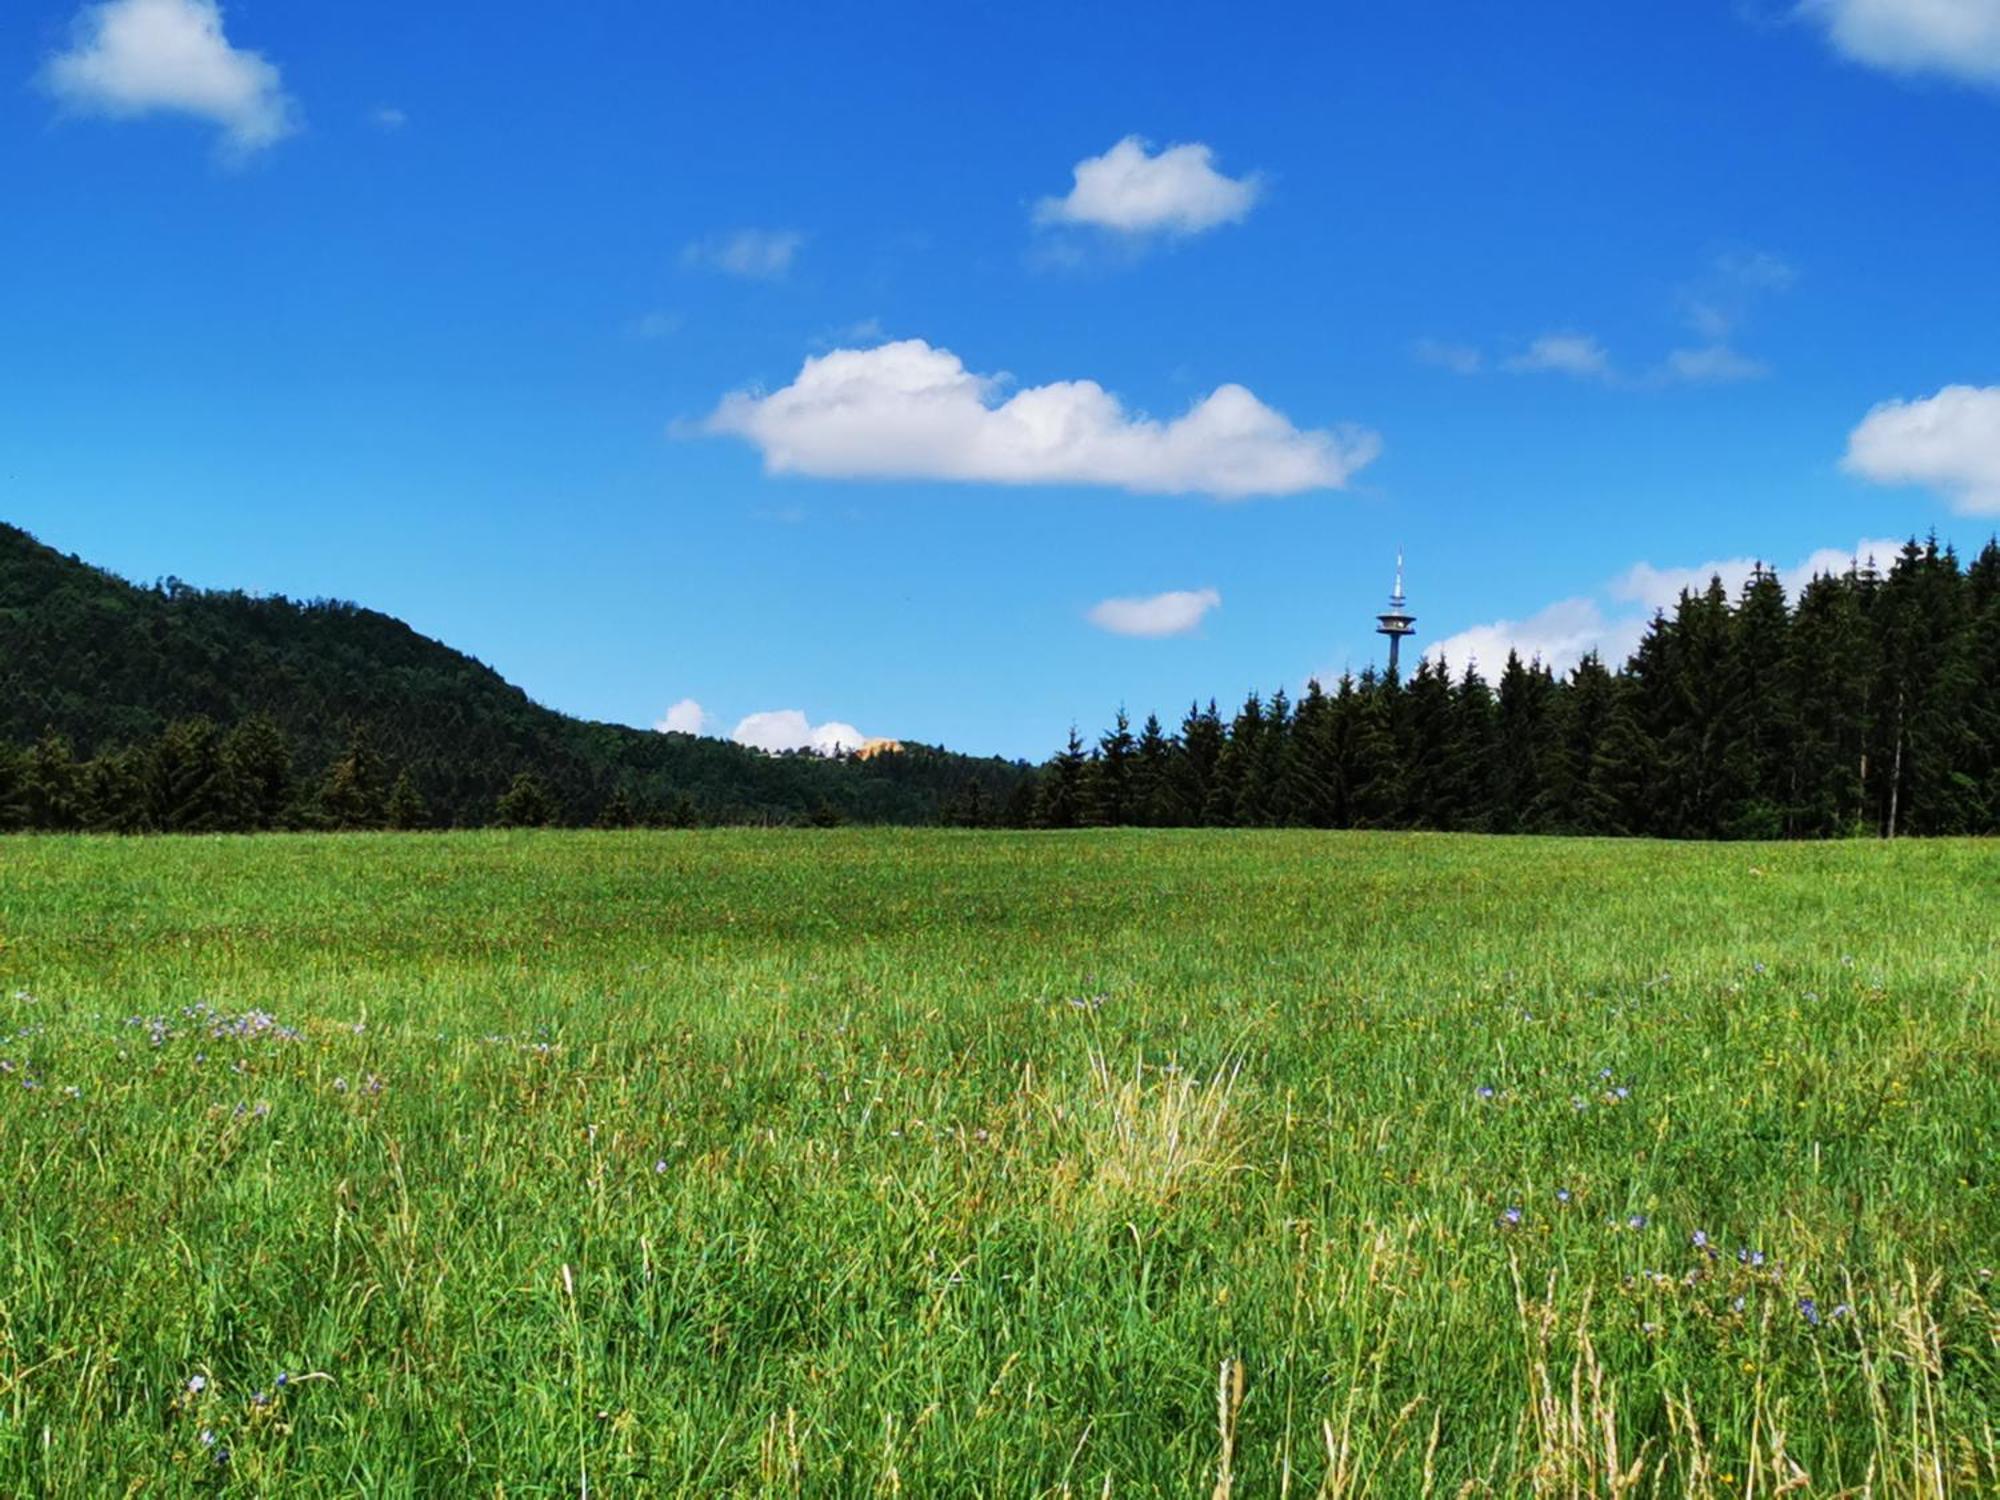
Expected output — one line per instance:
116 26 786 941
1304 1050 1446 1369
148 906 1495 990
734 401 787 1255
0 522 1033 829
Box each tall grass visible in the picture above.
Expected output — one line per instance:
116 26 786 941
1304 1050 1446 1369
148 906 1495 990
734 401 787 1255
0 830 1994 1494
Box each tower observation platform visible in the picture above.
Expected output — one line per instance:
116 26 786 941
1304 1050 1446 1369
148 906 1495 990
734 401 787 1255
1376 554 1417 679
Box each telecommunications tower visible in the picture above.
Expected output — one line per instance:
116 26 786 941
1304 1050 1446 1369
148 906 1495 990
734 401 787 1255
1376 552 1417 679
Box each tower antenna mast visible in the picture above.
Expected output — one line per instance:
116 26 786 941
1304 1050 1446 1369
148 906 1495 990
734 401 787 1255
1375 550 1417 679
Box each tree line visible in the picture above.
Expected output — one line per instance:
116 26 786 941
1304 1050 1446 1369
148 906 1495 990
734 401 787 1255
6 530 1994 838
1027 537 2000 838
1 519 1035 830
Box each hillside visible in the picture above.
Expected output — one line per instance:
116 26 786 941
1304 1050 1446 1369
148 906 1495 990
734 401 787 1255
0 522 1033 827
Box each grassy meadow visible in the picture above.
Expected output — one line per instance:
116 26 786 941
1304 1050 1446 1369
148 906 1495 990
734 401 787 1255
0 829 1995 1496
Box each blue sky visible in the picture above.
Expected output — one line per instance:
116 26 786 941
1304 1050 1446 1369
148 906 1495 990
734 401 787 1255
5 0 1998 758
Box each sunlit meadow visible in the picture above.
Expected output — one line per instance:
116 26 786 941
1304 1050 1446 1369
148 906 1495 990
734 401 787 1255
1 830 1995 1495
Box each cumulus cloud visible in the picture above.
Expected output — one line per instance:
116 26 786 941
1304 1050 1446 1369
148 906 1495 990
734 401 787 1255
704 339 1378 500
1088 587 1221 638
1503 333 1614 380
368 105 407 131
682 229 803 279
1429 537 1904 676
1842 384 2000 514
1802 0 2000 87
731 709 867 755
1428 598 1627 679
654 698 709 735
1035 136 1262 236
40 0 298 157
1613 538 1904 614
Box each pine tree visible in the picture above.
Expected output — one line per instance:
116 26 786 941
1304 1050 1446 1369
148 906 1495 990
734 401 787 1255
0 743 28 832
319 725 389 830
1132 713 1174 826
1787 571 1871 836
1277 679 1339 826
225 714 295 830
1035 728 1087 829
1585 681 1654 836
1259 689 1295 824
151 717 242 832
1719 565 1793 838
1208 692 1266 826
1562 653 1618 833
25 731 83 831
79 748 150 833
1397 657 1456 829
495 770 558 827
1348 672 1404 827
1171 701 1223 825
1084 709 1137 826
1443 664 1499 830
387 770 431 830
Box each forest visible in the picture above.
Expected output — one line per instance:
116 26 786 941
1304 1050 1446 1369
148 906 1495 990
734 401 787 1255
0 521 1033 830
1035 537 2000 839
3 523 1995 836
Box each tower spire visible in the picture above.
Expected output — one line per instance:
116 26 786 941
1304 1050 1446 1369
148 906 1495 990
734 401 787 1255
1375 551 1417 679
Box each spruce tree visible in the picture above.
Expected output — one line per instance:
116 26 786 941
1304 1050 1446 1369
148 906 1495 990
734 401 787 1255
319 725 389 831
1035 728 1087 829
25 731 83 831
1132 713 1174 826
225 714 295 830
495 771 558 828
387 770 431 830
151 717 242 832
1085 709 1137 827
1171 701 1223 825
1719 566 1794 838
0 743 28 832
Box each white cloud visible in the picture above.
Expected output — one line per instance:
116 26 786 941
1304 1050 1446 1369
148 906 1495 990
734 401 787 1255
1664 345 1769 384
705 339 1377 500
1430 537 1905 677
40 0 298 157
1842 384 2000 514
1035 136 1262 236
1428 598 1624 678
1414 339 1484 375
1803 0 2000 87
682 229 803 279
369 105 407 131
631 310 683 340
1503 333 1613 380
654 698 709 735
1613 537 1903 614
731 709 867 755
1088 587 1221 638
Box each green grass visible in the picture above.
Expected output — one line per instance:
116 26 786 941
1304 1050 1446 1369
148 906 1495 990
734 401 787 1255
0 830 1994 1496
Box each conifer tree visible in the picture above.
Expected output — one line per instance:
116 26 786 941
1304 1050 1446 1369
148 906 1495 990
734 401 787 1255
1034 728 1087 829
224 714 295 830
1171 701 1223 823
1720 566 1793 838
495 770 558 828
319 725 389 830
151 717 241 832
1398 657 1456 829
25 731 82 831
0 743 27 832
1084 709 1137 827
387 769 431 830
1443 664 1499 831
1347 671 1404 827
1132 713 1174 826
